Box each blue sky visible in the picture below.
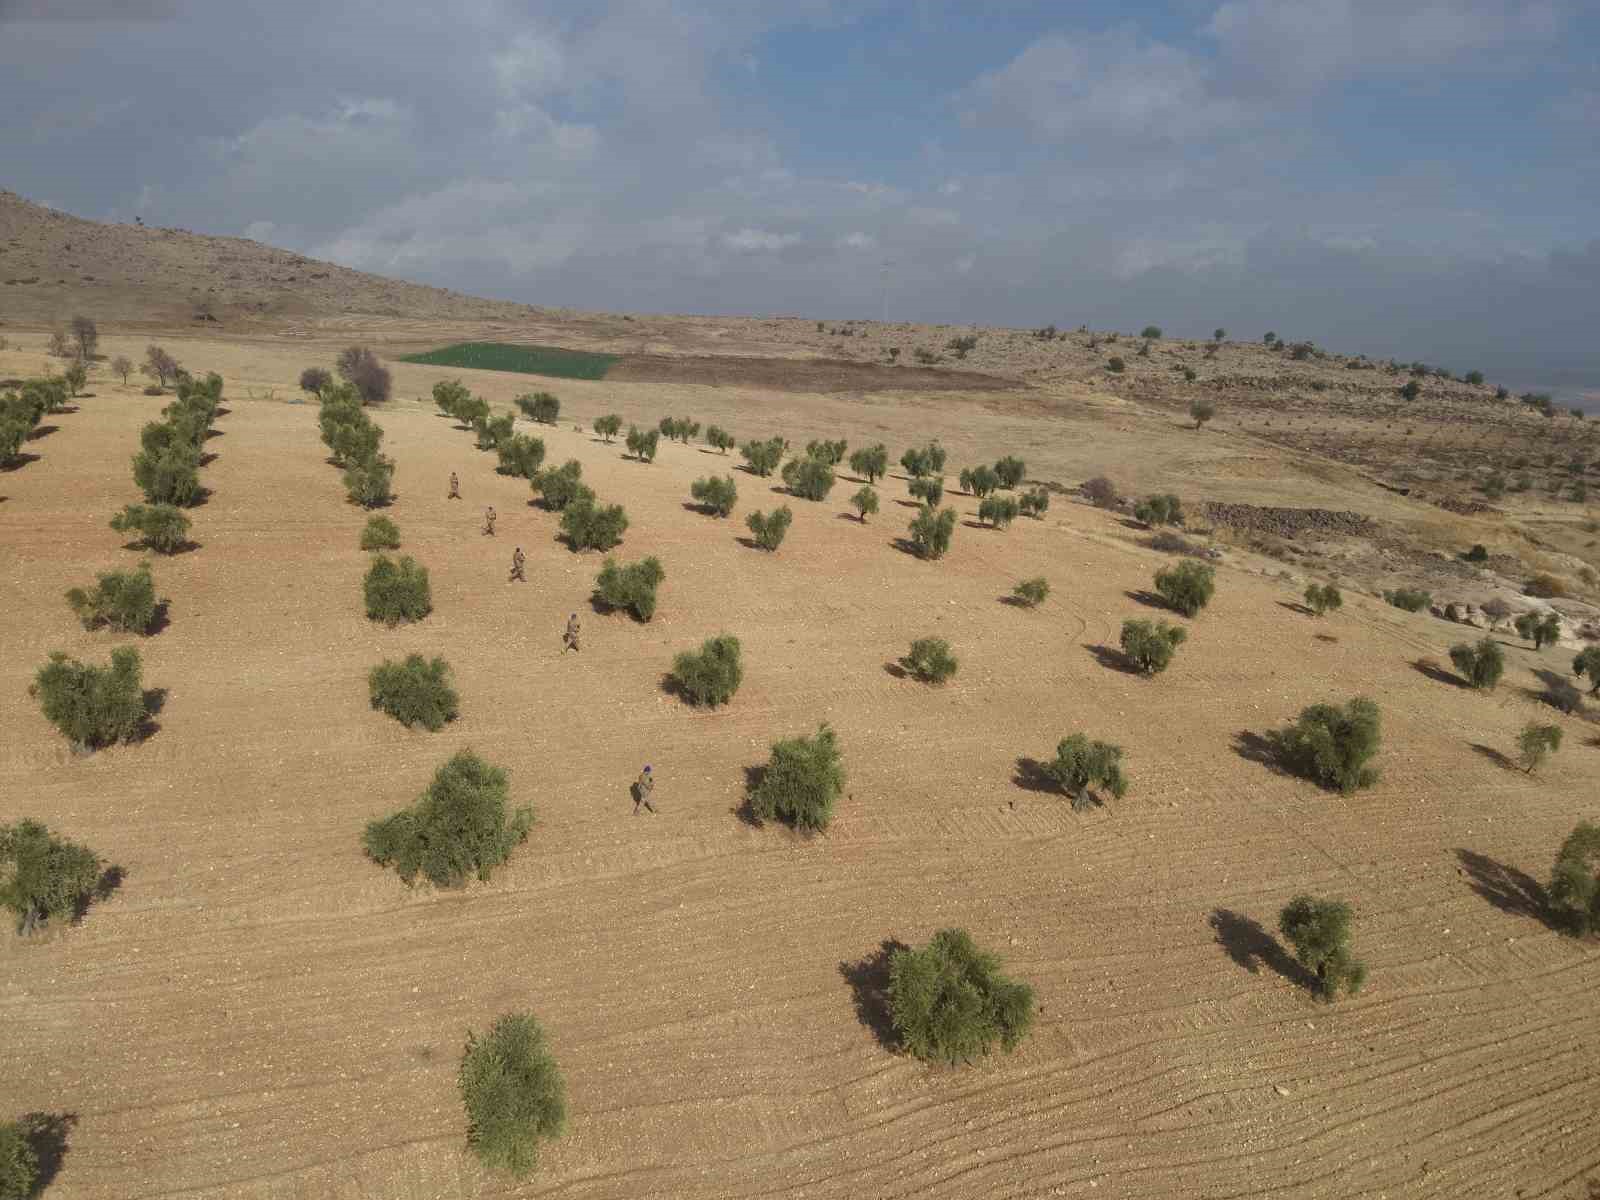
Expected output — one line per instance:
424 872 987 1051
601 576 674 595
1 0 1596 398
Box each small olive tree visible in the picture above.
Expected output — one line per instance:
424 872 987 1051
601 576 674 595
902 637 957 683
593 556 665 621
1013 577 1049 608
747 724 844 832
690 475 738 516
1514 611 1561 649
1119 618 1186 674
1043 734 1128 810
1549 822 1600 936
1304 583 1342 616
1448 638 1504 690
781 456 836 501
530 460 588 510
909 477 944 507
705 425 735 453
625 426 660 462
369 655 459 731
746 506 792 551
993 456 1026 488
364 750 531 887
110 503 191 553
1268 697 1381 793
671 635 743 707
977 495 1019 528
1278 895 1366 1000
899 442 946 479
908 505 957 559
0 818 102 935
1154 560 1214 616
848 443 888 483
66 562 159 633
593 413 623 442
361 515 401 550
560 496 629 552
1134 493 1183 527
850 486 879 522
741 436 785 477
1573 646 1600 694
1190 399 1215 430
1019 487 1050 518
459 1013 567 1178
364 555 431 624
497 434 547 479
343 455 395 508
887 929 1034 1064
959 464 999 498
515 392 560 424
1517 722 1562 774
31 647 149 749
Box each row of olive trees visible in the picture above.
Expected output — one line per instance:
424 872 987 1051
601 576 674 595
0 377 67 468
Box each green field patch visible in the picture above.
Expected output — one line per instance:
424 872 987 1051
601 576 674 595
399 342 619 381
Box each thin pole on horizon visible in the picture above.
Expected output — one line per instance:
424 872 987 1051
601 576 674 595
881 259 893 325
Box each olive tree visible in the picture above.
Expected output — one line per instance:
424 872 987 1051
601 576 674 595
1549 822 1600 936
458 1013 566 1178
110 503 191 553
746 724 844 831
740 436 784 477
1019 487 1050 518
900 442 946 479
625 426 660 463
671 635 742 707
1448 638 1504 690
781 456 835 501
1043 734 1128 810
336 345 392 405
1119 618 1186 674
1515 611 1561 649
364 555 431 624
364 750 531 887
908 505 957 559
977 495 1019 528
369 655 459 731
1278 895 1366 1000
0 818 103 935
30 647 149 749
690 475 738 517
593 413 623 442
515 392 560 424
1517 722 1562 774
902 637 957 683
993 456 1026 489
530 460 588 510
1154 560 1214 616
1190 399 1215 430
848 443 888 483
66 562 159 633
909 477 944 507
1267 697 1381 793
959 464 999 498
1304 583 1342 616
746 506 792 551
887 929 1034 1065
593 556 664 621
560 496 629 552
1134 493 1183 527
1573 646 1600 694
705 425 735 453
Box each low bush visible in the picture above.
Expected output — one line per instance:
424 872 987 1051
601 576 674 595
1045 734 1128 810
1572 645 1600 694
0 818 102 936
1119 618 1186 674
1154 560 1214 616
900 442 946 479
1107 356 1126 373
908 505 957 559
746 506 792 551
364 555 431 624
31 646 148 749
361 515 401 550
740 436 785 477
459 1013 566 1178
343 455 395 508
903 636 957 683
1525 573 1567 599
625 426 660 462
369 655 459 731
110 503 191 553
705 425 735 453
593 413 622 442
1515 611 1561 649
1304 582 1342 616
1020 487 1050 518
747 724 844 831
530 460 589 510
909 477 944 507
66 562 159 633
887 929 1034 1065
959 465 999 498
781 456 836 501
1278 895 1366 1000
1399 379 1421 401
1081 475 1119 509
1384 587 1431 613
1517 721 1562 774
1013 577 1049 608
690 475 738 516
994 456 1026 489
850 486 879 521
1549 822 1600 936
364 750 531 887
977 495 1019 528
515 392 560 425
671 634 743 707
560 496 629 552
593 556 665 621
1268 697 1381 793
1134 493 1183 527
1448 638 1504 690
848 443 888 483
497 434 546 478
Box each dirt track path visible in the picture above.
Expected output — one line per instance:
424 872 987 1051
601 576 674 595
2 382 1597 1199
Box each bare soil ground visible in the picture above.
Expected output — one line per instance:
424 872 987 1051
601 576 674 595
4 332 1599 1198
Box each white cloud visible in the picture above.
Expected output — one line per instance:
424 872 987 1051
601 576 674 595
838 231 877 250
721 228 801 253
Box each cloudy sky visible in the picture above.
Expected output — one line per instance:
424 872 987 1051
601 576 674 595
2 0 1597 396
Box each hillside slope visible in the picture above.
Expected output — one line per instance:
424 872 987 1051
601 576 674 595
0 190 544 328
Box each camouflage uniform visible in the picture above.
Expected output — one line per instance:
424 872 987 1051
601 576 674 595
633 767 656 814
509 547 526 582
448 472 461 499
563 613 580 652
483 506 497 535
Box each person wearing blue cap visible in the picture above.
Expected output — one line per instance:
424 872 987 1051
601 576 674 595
633 765 656 814
563 611 580 652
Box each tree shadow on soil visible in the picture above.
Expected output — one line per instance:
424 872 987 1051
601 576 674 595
839 939 909 1051
889 537 924 558
145 600 172 636
1524 669 1587 717
883 661 908 679
1454 849 1554 927
1468 742 1515 770
1084 643 1141 675
1276 600 1315 616
1231 730 1294 779
27 424 58 440
0 452 41 472
1413 657 1467 688
732 765 765 826
21 1112 76 1194
73 864 125 923
998 594 1033 608
1124 588 1170 611
1208 910 1317 992
734 536 766 552
1012 756 1060 795
139 687 167 742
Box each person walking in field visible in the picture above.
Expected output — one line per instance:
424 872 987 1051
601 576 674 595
447 471 461 499
563 612 580 653
483 505 497 535
633 765 656 814
509 546 526 582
